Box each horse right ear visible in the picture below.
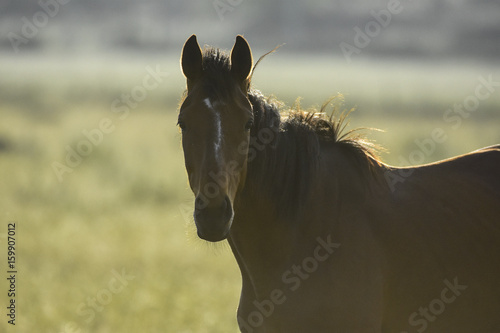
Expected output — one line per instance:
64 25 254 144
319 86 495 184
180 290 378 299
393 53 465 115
230 35 253 86
181 35 203 89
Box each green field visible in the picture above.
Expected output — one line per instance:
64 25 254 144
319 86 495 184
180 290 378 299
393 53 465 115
1 54 499 332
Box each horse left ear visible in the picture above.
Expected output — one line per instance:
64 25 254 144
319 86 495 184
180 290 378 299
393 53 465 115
181 34 203 90
230 35 253 87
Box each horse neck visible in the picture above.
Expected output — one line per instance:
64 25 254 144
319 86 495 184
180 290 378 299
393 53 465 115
229 180 298 300
228 102 334 298
228 98 386 297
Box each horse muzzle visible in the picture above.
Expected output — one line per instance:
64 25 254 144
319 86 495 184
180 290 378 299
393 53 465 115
194 195 234 242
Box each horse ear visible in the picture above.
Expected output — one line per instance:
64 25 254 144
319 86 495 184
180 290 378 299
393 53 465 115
181 35 203 87
230 35 253 85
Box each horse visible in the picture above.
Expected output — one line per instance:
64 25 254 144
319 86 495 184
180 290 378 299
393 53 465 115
177 34 500 333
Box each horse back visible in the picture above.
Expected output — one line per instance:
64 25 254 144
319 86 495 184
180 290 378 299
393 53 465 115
372 145 500 332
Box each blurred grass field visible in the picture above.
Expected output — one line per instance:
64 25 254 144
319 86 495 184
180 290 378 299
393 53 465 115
0 53 499 333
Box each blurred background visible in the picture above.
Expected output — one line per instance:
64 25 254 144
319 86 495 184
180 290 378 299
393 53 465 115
1 0 499 332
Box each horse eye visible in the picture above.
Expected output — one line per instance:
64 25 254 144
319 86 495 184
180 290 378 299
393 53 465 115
245 120 254 131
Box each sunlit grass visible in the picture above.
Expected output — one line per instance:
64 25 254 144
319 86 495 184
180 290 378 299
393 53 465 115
0 108 241 333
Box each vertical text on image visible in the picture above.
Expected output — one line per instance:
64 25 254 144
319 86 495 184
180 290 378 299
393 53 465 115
6 222 17 325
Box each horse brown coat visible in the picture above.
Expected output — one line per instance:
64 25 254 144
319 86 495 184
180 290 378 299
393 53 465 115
178 35 500 332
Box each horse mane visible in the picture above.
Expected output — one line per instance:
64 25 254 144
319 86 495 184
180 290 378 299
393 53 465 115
200 46 378 156
245 89 384 220
196 46 384 219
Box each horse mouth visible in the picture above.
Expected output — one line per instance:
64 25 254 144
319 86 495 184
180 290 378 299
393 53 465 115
194 195 234 242
196 226 230 242
194 216 233 242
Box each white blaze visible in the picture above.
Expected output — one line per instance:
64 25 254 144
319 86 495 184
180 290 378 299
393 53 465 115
203 98 223 162
203 97 213 110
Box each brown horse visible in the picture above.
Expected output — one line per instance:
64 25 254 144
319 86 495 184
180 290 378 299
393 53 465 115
177 34 500 333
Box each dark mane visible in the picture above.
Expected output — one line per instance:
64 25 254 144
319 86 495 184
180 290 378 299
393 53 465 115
195 47 234 100
245 89 383 220
202 46 231 74
199 48 379 154
197 48 384 219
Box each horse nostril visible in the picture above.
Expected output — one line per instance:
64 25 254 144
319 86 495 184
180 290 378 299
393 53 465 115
195 195 207 210
224 196 232 211
223 196 233 218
